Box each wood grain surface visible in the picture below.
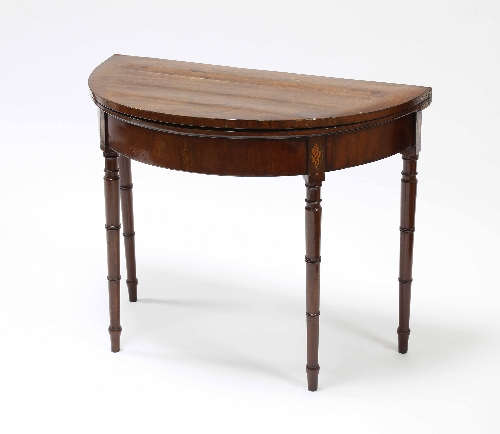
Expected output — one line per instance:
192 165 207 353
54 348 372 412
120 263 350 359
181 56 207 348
92 55 431 391
89 54 431 130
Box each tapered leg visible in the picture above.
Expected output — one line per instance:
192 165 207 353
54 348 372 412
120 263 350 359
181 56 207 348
303 138 325 391
119 155 138 302
103 147 122 352
305 179 322 391
398 150 418 354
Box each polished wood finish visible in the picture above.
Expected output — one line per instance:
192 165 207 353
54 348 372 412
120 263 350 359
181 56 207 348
397 112 421 353
398 153 417 353
107 116 307 176
325 112 418 171
119 156 138 302
105 110 422 177
304 137 325 391
101 111 122 352
397 114 420 353
90 54 430 131
90 55 432 390
305 178 322 391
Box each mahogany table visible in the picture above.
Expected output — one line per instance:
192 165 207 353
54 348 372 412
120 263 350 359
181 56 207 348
89 54 432 391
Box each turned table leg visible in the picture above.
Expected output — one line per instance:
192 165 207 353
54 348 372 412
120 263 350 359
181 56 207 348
305 178 322 391
304 138 325 391
104 149 122 352
101 111 122 352
119 155 138 302
398 148 419 354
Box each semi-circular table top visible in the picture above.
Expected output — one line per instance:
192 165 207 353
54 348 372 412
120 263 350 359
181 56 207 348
89 54 431 132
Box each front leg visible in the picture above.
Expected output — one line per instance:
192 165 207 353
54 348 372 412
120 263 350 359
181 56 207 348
397 111 421 354
101 110 122 352
304 137 325 391
398 150 418 354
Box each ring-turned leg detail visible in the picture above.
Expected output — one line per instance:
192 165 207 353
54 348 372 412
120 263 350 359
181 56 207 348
304 137 325 391
305 179 322 391
119 155 138 302
398 150 418 354
104 150 121 352
102 109 122 353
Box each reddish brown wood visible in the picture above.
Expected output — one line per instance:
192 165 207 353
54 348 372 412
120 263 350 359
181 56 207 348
101 110 122 353
105 112 424 177
90 55 432 390
305 179 322 391
304 138 325 391
119 155 138 302
107 115 307 176
326 112 417 171
89 54 430 130
398 135 420 354
97 99 429 139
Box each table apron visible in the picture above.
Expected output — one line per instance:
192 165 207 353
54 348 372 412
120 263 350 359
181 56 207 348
105 112 417 176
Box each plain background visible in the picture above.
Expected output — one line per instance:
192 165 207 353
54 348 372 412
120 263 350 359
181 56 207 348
1 1 499 432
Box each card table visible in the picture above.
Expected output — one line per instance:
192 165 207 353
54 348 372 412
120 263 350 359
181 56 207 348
89 55 431 391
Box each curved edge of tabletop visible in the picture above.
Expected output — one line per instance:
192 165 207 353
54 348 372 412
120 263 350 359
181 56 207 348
92 94 432 140
88 54 432 132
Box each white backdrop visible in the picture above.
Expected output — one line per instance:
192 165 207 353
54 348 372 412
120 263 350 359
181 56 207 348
1 1 499 432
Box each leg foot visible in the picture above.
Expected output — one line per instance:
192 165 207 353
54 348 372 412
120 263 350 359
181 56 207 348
109 326 122 353
306 365 320 391
397 328 410 354
126 279 138 302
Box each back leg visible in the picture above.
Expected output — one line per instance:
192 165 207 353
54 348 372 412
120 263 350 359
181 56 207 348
119 155 138 302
